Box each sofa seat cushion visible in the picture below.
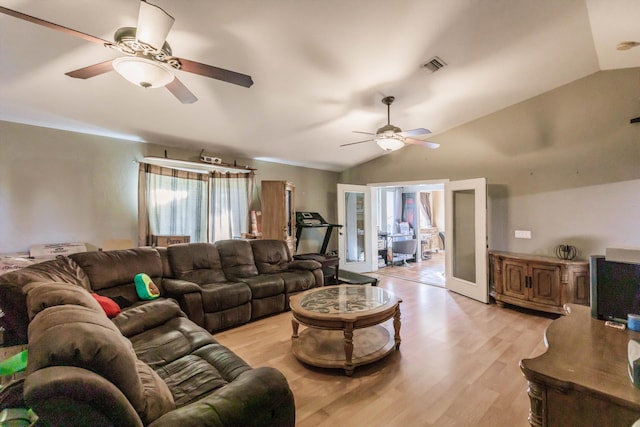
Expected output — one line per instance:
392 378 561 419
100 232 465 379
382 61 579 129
238 275 285 299
280 270 316 293
200 282 251 312
128 316 217 369
155 354 229 407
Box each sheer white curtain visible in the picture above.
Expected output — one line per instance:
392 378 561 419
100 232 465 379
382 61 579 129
138 164 208 245
209 171 254 242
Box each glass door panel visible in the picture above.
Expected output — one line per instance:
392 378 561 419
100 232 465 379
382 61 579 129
344 191 365 262
452 189 476 283
337 184 376 274
445 178 488 303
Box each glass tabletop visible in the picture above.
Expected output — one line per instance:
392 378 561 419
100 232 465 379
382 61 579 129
299 285 395 314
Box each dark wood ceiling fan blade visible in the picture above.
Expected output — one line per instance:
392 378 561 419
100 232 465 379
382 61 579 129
0 6 111 45
65 60 114 79
166 78 198 104
352 130 376 136
176 57 254 88
405 138 440 149
340 139 374 147
399 128 431 137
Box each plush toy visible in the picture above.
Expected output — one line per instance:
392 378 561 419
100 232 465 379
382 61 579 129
134 273 160 300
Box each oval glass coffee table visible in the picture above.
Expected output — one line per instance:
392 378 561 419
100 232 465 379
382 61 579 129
289 285 402 376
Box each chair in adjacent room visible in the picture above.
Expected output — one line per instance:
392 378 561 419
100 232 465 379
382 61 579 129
392 239 418 266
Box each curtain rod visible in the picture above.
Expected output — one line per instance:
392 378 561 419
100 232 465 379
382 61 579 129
138 157 255 174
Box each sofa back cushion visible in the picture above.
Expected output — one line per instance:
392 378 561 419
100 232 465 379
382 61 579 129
0 256 90 345
215 240 258 279
24 281 103 320
0 256 90 289
167 243 227 284
70 248 164 303
27 302 174 424
250 239 292 274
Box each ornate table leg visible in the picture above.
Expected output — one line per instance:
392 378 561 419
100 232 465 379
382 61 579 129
393 305 402 350
527 381 544 427
291 317 299 339
344 323 354 376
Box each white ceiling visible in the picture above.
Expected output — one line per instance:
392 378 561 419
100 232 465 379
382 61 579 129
1 0 639 172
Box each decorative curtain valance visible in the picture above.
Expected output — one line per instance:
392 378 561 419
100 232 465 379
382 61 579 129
141 163 209 181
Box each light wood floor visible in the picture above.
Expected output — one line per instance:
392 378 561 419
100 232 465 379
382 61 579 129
375 251 445 287
214 277 556 427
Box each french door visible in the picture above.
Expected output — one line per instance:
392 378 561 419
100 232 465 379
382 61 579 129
337 184 378 274
444 178 488 303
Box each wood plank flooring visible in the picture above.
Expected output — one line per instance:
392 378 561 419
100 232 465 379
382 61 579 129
214 276 556 427
375 251 445 287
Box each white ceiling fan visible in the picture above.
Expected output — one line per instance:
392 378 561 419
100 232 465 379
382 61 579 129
0 1 254 104
340 96 440 151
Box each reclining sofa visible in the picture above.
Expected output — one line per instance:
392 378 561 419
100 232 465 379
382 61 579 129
21 282 295 426
0 238 322 425
0 238 323 345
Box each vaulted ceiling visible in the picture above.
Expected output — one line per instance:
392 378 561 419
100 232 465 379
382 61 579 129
1 0 638 171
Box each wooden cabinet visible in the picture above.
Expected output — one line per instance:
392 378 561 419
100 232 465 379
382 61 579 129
261 180 296 254
489 251 589 315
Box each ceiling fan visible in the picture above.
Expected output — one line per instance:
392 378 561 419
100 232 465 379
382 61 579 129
340 96 439 151
0 1 254 104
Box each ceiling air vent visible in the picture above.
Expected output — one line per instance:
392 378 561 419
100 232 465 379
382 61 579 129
423 56 447 73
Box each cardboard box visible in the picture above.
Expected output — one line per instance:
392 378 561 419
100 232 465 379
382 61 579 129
29 242 87 258
151 235 190 247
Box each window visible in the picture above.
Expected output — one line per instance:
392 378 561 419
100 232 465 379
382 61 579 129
209 172 254 241
138 164 254 245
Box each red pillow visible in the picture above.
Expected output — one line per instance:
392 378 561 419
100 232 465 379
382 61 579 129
90 293 121 318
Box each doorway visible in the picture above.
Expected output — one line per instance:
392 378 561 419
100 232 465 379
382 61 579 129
338 178 488 303
372 181 445 287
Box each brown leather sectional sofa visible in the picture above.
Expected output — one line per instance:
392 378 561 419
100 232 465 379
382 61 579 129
0 239 323 426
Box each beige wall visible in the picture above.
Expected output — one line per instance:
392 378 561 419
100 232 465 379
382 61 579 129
3 68 638 257
1 121 339 254
341 68 640 258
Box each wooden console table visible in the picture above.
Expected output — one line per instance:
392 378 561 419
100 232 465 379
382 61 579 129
489 250 589 315
520 305 640 427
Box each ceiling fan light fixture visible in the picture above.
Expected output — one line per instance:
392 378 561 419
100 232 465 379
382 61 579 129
375 135 405 151
136 1 175 52
112 56 175 88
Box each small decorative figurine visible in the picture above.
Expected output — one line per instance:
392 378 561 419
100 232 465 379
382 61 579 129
555 244 577 260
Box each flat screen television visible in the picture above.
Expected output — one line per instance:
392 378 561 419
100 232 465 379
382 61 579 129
590 255 640 322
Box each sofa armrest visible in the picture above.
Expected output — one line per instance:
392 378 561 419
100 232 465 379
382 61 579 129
24 366 144 427
288 259 322 271
113 298 185 337
148 367 295 427
162 278 203 295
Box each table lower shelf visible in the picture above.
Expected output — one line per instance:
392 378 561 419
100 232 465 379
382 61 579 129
291 323 397 375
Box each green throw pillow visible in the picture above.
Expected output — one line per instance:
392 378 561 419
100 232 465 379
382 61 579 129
134 273 160 300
